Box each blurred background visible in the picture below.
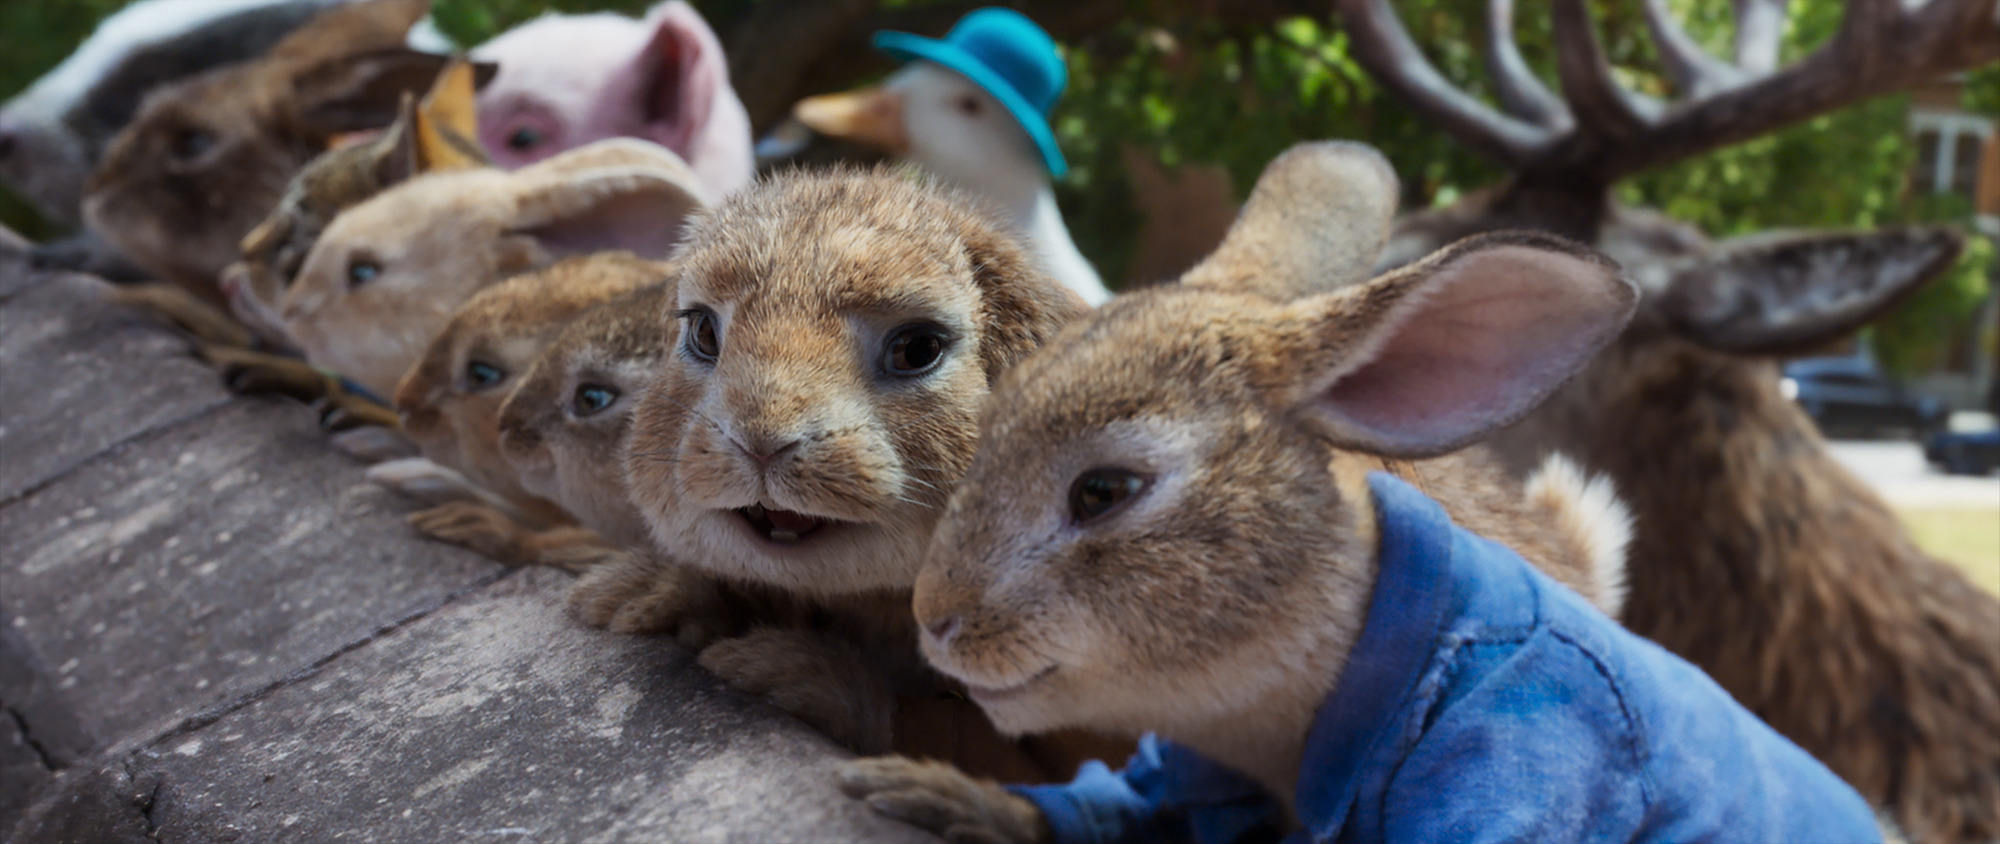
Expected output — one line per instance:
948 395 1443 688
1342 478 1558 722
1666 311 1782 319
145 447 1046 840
3 0 1995 577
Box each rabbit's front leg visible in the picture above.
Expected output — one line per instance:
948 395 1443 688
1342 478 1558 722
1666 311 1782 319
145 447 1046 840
410 500 617 574
566 551 731 646
699 627 896 755
104 283 252 348
839 756 1050 844
199 344 332 403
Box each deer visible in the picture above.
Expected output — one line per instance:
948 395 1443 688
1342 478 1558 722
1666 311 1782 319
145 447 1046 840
1332 0 2000 839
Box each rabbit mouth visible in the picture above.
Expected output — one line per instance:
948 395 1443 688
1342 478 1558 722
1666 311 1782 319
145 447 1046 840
737 503 834 545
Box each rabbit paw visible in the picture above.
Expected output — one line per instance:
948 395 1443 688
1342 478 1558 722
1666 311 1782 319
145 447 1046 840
566 554 727 644
838 756 1050 844
315 391 399 432
102 283 252 348
326 426 418 463
409 501 530 563
203 346 330 403
699 627 895 754
366 457 485 507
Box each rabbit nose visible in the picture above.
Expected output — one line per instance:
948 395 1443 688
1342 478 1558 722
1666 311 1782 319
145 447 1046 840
737 437 800 467
924 615 962 648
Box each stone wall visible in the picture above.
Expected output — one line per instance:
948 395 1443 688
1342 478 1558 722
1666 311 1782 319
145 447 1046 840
0 231 935 842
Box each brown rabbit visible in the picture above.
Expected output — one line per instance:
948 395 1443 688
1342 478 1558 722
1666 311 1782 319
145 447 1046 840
392 251 671 546
280 138 706 398
82 0 464 302
836 143 1889 843
498 282 678 551
224 56 489 349
593 168 1088 754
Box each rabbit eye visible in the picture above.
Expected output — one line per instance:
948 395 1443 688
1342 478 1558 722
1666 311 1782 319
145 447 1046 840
570 384 619 417
1069 468 1147 524
882 324 953 376
463 361 506 391
678 308 720 363
954 95 982 117
170 128 214 161
507 127 542 150
347 259 382 287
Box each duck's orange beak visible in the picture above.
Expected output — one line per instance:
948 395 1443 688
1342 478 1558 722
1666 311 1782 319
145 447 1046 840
794 86 909 155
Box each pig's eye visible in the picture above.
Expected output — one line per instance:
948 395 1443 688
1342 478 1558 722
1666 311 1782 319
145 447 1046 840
506 127 543 150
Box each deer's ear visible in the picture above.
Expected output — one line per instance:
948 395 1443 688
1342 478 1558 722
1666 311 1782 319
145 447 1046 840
1282 232 1636 457
1659 227 1964 356
1179 141 1399 301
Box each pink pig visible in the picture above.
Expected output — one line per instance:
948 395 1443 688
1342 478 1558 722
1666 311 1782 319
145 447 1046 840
470 1 753 198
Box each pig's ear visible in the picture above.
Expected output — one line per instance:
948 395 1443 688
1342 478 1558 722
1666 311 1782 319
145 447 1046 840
628 2 726 154
505 165 706 260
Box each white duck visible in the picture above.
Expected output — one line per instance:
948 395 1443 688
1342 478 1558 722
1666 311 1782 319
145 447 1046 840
793 10 1110 305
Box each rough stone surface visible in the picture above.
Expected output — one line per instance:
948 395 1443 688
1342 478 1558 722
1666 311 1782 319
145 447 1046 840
132 570 933 843
0 398 504 761
0 711 51 829
0 259 941 842
0 271 232 502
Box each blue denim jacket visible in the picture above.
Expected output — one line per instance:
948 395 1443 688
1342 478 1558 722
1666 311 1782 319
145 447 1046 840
1010 474 1880 844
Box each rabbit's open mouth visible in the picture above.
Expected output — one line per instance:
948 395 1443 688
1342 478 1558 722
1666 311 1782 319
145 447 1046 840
738 503 831 544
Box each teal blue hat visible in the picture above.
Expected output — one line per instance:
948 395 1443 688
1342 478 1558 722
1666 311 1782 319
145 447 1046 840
873 8 1069 178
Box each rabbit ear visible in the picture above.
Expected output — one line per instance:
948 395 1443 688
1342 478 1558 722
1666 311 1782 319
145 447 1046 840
1280 232 1636 458
1180 141 1399 302
411 57 493 171
954 217 1092 383
367 93 424 186
268 0 432 69
295 49 459 138
506 166 706 260
1656 227 1963 356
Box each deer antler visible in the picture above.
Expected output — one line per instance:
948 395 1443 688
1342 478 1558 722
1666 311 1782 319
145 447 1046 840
1339 0 2000 184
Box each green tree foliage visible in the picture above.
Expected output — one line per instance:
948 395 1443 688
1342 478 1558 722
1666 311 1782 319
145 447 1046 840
2 0 1990 371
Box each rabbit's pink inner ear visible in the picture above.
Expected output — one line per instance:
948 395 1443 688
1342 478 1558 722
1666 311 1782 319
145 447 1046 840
635 3 720 155
510 169 703 260
1659 227 1964 356
1303 241 1636 458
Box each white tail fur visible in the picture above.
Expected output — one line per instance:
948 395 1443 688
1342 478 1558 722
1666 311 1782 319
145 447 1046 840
1524 454 1632 617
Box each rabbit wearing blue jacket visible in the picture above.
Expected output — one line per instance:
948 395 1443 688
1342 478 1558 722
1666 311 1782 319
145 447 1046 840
840 142 1882 844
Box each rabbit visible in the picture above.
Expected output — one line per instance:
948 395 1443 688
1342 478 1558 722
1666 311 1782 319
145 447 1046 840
0 0 362 227
278 137 706 399
80 0 472 303
497 281 678 552
392 251 671 560
837 142 1884 844
594 168 1090 755
223 56 488 350
469 1 754 198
